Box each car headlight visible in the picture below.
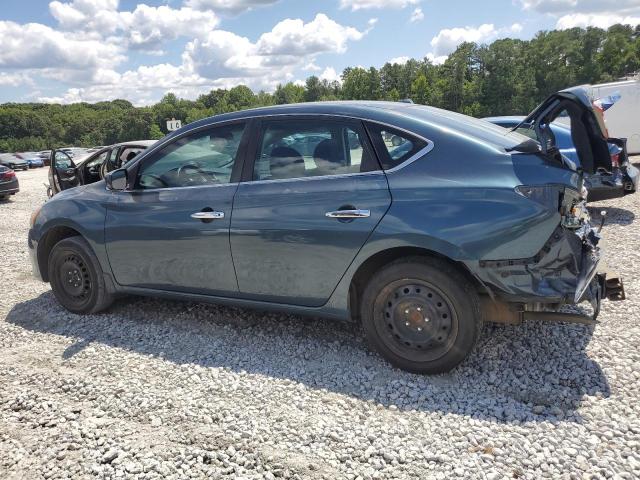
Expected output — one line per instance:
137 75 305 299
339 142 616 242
30 206 42 228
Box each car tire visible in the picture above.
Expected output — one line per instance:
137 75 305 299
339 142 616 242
48 236 115 314
360 256 481 374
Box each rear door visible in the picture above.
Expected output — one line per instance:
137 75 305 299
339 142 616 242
49 150 79 194
229 116 391 307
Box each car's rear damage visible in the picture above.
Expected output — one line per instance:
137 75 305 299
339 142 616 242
468 182 625 326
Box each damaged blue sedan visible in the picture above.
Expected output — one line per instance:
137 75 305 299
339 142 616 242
28 87 626 374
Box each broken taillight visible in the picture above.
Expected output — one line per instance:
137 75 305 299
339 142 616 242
515 185 588 229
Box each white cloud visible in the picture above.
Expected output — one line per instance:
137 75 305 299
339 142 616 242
50 1 220 49
430 24 496 56
0 20 124 75
37 12 366 105
519 0 640 14
425 53 447 65
38 63 209 106
49 0 121 32
339 0 420 11
556 13 640 29
256 14 364 56
410 7 424 22
389 56 410 65
429 23 523 56
0 72 34 87
319 67 341 83
184 14 365 80
185 0 279 15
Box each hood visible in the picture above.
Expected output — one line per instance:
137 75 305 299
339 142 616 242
515 86 611 174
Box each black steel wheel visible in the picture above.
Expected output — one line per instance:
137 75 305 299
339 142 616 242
48 236 115 314
361 256 481 374
55 253 93 309
378 281 458 362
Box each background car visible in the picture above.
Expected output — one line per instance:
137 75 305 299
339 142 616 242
49 140 156 195
0 165 19 200
31 90 625 374
0 153 29 171
37 151 52 166
19 152 45 168
485 115 639 201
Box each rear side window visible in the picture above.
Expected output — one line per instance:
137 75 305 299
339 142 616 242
253 119 379 181
366 123 428 170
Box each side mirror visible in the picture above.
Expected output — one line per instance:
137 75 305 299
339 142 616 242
106 168 128 191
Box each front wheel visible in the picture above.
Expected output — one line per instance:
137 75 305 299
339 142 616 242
48 236 115 314
360 257 481 374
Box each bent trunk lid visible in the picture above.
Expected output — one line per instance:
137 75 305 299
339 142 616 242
515 86 611 174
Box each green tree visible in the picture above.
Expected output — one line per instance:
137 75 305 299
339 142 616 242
411 74 429 105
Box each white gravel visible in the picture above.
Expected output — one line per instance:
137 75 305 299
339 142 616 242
1 167 639 479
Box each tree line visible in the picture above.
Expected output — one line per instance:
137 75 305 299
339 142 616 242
1 24 639 152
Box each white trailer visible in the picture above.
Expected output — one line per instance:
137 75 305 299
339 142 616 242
555 77 640 154
591 78 640 154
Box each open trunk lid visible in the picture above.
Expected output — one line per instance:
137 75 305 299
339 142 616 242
513 86 611 175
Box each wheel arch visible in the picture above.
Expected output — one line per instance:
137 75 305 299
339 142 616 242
37 225 83 282
348 246 482 322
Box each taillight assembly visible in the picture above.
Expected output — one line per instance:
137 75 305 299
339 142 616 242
0 170 16 180
515 185 588 229
515 185 563 211
610 152 620 168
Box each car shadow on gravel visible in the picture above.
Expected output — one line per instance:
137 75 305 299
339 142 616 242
588 206 635 226
6 292 610 424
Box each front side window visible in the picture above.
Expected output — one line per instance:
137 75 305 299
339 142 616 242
366 123 428 170
253 119 378 181
119 147 145 166
54 151 74 169
137 123 245 189
86 151 109 169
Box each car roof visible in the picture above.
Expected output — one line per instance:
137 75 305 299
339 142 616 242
178 101 527 150
483 116 528 123
113 140 156 147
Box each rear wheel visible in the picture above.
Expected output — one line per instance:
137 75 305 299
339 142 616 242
360 256 481 374
48 236 114 314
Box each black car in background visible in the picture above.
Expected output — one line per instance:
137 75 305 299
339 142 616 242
0 153 29 171
0 166 19 200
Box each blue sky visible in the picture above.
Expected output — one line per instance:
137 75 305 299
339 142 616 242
1 0 639 105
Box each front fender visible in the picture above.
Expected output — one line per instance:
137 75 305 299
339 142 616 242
32 184 111 279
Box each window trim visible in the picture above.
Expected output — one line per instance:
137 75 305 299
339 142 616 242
121 114 433 189
241 115 382 184
126 119 252 191
364 121 434 173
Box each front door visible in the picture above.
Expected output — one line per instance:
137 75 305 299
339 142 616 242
49 150 79 194
104 122 249 295
230 117 392 307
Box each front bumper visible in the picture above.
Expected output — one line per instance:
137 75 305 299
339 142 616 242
28 230 43 281
471 223 602 305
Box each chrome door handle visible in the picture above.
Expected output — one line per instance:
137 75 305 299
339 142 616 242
191 211 225 220
325 209 370 219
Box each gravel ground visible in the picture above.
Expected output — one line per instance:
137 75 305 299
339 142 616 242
1 167 639 480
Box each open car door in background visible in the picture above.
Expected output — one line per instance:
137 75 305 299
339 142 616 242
516 86 612 175
49 149 79 195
